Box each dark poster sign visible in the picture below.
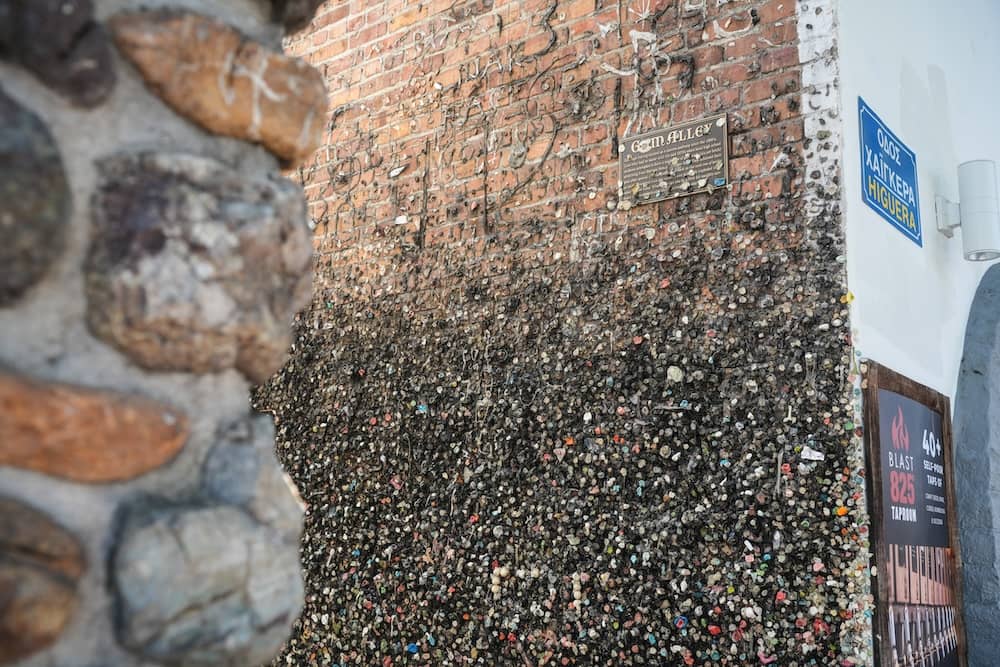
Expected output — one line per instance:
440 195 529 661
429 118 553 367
618 113 729 206
862 363 967 667
878 389 949 547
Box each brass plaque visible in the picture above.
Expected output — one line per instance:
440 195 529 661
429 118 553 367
618 114 729 205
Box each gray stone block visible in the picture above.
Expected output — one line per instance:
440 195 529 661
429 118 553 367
86 152 313 383
0 86 70 306
112 501 302 667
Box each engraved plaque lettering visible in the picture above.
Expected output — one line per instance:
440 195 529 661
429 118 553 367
619 114 729 205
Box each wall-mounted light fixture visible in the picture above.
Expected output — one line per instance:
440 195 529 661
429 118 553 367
936 160 1000 261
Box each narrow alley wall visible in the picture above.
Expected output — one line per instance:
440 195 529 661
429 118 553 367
255 1 870 664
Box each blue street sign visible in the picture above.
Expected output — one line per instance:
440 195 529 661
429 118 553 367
859 97 921 246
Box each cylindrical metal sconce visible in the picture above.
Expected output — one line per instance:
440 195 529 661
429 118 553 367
958 160 1000 261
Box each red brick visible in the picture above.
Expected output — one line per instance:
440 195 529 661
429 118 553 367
760 46 799 73
707 87 741 112
729 146 786 177
744 72 800 103
348 20 387 49
561 0 596 21
733 173 789 199
673 96 707 122
757 0 798 23
314 4 350 29
690 45 724 69
723 34 763 60
389 5 424 31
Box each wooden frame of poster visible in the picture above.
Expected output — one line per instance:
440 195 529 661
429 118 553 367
861 361 968 667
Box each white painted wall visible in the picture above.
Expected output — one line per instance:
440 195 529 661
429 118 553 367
839 0 1000 400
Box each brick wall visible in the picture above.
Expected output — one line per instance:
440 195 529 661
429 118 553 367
291 0 808 297
258 1 871 664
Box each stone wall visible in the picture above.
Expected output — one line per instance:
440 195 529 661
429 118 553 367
257 0 874 665
0 1 325 665
954 263 1000 667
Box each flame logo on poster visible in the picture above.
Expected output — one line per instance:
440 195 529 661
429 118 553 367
891 406 909 451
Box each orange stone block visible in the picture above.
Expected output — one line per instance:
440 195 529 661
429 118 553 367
0 372 188 483
110 9 328 165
